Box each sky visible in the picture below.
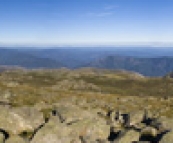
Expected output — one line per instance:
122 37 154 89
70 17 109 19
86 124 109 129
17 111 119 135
0 0 173 47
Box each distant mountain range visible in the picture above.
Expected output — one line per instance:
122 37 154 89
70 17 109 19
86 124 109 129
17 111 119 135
0 49 63 68
86 56 173 76
1 48 173 76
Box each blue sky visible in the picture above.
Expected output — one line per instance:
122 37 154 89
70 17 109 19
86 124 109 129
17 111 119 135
0 0 173 46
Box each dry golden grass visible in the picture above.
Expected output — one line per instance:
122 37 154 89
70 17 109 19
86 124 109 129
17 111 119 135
0 69 172 117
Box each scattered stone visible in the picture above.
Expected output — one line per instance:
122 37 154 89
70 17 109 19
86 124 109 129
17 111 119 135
0 99 172 143
109 110 124 128
134 123 147 130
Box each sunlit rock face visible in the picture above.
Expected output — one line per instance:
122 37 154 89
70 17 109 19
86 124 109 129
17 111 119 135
0 106 44 135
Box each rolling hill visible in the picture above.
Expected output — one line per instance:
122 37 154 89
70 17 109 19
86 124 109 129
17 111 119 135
86 56 173 76
0 49 63 68
1 48 173 76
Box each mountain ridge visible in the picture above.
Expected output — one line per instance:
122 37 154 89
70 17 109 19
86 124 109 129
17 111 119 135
1 48 173 76
85 55 173 76
0 49 63 68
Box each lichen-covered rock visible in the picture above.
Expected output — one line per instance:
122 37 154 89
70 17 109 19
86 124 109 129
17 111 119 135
129 110 145 126
30 116 76 143
52 104 95 124
140 126 158 141
0 106 44 135
70 117 110 142
13 106 44 126
0 133 5 143
116 130 140 143
158 117 173 130
31 104 110 143
160 131 173 143
5 136 27 143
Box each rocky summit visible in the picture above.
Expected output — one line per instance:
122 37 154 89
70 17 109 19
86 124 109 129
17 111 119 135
0 68 173 143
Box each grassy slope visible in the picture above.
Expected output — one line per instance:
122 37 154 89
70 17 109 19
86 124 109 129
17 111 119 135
0 68 173 117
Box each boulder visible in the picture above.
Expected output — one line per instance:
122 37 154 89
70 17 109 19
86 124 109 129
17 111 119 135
160 131 173 143
158 117 173 130
31 104 110 143
141 126 157 136
30 116 77 143
52 104 99 124
149 118 166 132
140 127 158 141
129 110 145 126
116 130 140 143
0 132 5 143
0 106 44 135
70 117 110 142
